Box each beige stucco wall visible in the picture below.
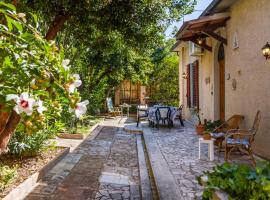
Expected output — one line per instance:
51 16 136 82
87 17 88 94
178 0 270 159
225 0 270 159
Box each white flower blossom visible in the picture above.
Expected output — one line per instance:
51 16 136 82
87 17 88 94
36 100 47 114
6 92 35 116
70 100 89 118
68 74 82 93
62 59 70 71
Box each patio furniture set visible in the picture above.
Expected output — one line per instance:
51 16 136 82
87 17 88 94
199 111 261 166
106 97 261 165
136 104 184 128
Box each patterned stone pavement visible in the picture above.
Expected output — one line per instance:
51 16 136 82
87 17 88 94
148 121 248 200
24 118 141 200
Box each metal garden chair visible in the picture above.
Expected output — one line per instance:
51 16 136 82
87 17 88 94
151 107 171 128
136 104 148 127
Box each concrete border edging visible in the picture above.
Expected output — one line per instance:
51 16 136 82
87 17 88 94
136 135 153 200
3 147 70 200
57 119 104 140
142 128 182 200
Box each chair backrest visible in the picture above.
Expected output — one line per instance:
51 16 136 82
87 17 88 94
156 107 171 120
137 104 148 110
137 104 148 117
106 97 114 112
250 110 261 140
226 115 245 129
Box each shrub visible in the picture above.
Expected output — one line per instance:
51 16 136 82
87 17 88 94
197 162 270 200
8 130 54 156
204 120 223 132
0 165 17 192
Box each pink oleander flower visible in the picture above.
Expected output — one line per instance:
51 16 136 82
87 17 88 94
6 92 35 116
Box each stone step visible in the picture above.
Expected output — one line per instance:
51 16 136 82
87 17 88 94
142 128 182 200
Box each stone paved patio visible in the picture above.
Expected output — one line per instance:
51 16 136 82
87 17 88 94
22 117 252 200
24 118 141 200
143 120 252 200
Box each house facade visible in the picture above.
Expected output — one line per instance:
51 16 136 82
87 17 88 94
172 0 270 159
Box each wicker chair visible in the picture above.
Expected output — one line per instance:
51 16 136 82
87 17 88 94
211 115 244 158
136 105 148 127
224 111 261 166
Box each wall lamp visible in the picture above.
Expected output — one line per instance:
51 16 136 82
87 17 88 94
262 42 270 60
182 72 188 79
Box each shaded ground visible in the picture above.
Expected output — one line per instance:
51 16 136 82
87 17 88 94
0 147 64 198
25 119 141 200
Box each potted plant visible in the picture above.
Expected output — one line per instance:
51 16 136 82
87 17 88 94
194 108 205 135
202 131 211 140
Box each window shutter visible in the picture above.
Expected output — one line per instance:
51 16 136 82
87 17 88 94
192 61 199 108
186 64 191 108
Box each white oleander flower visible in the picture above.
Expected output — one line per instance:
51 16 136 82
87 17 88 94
62 59 70 71
68 74 82 93
6 92 35 116
70 100 89 118
36 100 47 114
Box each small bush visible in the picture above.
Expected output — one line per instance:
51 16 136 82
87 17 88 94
197 162 270 200
0 165 17 192
8 128 57 157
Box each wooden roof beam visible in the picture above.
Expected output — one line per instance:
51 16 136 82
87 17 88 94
190 39 212 52
202 30 227 45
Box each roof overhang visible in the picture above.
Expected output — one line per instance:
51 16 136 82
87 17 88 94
201 0 239 17
175 12 230 52
171 41 181 52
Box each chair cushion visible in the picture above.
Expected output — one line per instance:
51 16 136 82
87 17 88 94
211 132 225 138
226 138 250 146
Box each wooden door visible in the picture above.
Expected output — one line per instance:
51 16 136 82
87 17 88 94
219 60 225 121
218 44 225 121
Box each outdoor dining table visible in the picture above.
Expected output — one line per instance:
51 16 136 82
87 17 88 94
147 106 181 126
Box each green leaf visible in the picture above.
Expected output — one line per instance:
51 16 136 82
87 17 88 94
11 19 23 32
5 15 13 31
0 2 16 11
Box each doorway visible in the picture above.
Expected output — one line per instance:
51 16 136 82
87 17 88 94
218 44 225 121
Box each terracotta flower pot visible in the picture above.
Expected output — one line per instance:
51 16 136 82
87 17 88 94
196 124 205 135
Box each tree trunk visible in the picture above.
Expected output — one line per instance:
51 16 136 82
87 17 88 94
0 111 21 154
0 105 10 133
45 12 70 41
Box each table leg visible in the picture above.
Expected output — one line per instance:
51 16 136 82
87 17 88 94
209 142 214 161
198 140 201 159
127 107 129 117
